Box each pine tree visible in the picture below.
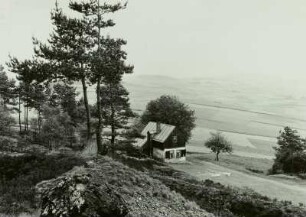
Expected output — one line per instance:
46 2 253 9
34 2 95 140
272 126 306 173
7 58 33 132
69 0 133 154
99 82 135 149
7 57 51 133
0 65 17 110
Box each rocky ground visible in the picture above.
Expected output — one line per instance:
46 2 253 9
36 157 214 217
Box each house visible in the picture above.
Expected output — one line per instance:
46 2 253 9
134 121 186 162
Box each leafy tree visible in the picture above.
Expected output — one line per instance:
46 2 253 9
272 126 306 174
141 95 196 144
204 132 233 161
98 82 135 147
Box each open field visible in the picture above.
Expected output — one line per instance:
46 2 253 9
119 74 306 204
172 153 306 205
119 74 306 159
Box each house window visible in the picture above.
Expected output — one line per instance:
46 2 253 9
176 150 181 158
165 151 170 159
169 150 174 159
173 135 178 144
165 150 175 159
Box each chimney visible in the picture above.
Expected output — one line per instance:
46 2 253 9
147 131 152 157
156 122 161 133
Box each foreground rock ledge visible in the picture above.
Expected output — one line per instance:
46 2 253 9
36 157 213 217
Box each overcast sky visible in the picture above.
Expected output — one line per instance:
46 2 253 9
1 0 306 80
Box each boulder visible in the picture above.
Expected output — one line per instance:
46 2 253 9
37 168 128 217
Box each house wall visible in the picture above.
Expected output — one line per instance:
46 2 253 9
153 148 164 160
153 147 186 163
152 129 185 150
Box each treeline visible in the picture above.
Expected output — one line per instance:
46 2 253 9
1 1 135 154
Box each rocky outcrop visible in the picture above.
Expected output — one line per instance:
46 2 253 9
36 157 213 217
37 168 127 217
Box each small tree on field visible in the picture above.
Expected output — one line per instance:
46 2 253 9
205 132 233 161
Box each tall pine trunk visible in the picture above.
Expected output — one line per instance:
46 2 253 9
81 76 91 140
95 0 104 155
110 84 115 151
23 104 26 132
96 76 104 154
18 93 21 133
26 102 29 131
38 109 41 134
110 114 115 155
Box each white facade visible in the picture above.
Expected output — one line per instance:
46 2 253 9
153 147 186 163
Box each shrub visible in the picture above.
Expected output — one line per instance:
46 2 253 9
272 127 306 174
0 154 85 214
0 108 16 136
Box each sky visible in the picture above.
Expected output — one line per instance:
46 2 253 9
1 0 306 80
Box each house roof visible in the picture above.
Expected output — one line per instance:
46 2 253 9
141 121 175 143
134 138 147 148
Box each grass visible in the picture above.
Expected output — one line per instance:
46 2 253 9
190 152 273 175
115 153 306 217
0 153 86 215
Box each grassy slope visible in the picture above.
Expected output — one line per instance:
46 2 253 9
116 154 306 217
189 153 273 174
172 153 306 205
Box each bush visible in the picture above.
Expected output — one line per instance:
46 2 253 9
38 105 77 149
0 154 85 214
115 141 147 159
0 108 16 136
272 127 306 174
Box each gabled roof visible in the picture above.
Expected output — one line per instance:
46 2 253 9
141 121 175 143
134 138 147 148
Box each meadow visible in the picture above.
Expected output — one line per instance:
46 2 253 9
121 74 306 204
121 74 306 159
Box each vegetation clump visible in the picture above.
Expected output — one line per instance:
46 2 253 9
271 126 306 175
0 154 85 214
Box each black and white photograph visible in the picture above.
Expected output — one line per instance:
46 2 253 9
0 0 306 216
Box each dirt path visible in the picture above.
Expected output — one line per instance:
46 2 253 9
172 159 306 205
81 139 97 158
